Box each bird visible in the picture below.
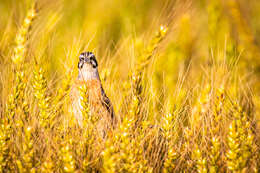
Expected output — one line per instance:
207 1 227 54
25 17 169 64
70 52 115 137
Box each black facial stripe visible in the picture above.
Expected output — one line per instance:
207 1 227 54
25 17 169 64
78 60 84 69
90 58 98 68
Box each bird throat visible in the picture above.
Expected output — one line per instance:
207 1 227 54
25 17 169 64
78 67 100 81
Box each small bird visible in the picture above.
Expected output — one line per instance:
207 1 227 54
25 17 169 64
70 52 115 136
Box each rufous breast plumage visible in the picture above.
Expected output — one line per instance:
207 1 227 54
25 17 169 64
70 52 115 137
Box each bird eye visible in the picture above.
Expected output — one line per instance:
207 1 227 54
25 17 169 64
79 54 85 61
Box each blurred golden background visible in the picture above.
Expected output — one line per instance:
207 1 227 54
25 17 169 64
0 0 259 172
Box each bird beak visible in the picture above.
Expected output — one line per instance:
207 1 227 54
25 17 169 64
84 58 91 64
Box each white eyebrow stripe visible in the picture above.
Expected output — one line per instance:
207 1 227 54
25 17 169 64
88 53 94 58
79 54 85 59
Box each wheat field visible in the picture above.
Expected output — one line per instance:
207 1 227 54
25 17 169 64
0 0 259 172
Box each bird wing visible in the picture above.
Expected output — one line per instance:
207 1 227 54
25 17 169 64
100 86 115 123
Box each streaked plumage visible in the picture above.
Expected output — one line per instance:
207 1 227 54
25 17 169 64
70 52 115 137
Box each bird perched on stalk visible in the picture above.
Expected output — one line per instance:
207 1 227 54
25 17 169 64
70 52 115 137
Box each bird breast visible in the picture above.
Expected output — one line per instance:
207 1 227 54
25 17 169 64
70 79 109 121
73 79 103 106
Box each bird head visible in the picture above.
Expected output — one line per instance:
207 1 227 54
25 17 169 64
78 52 99 80
78 52 98 69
